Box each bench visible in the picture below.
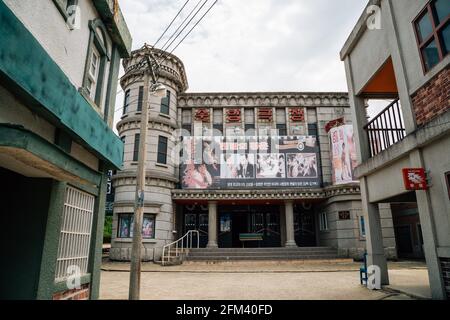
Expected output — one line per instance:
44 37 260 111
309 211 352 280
239 233 263 248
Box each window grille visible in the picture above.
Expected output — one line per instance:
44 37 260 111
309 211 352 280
55 186 95 280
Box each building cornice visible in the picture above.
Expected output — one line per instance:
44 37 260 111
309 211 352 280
171 185 360 201
178 92 350 108
117 114 179 132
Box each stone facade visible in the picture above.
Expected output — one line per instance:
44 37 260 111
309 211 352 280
412 66 450 127
111 47 397 262
111 47 188 261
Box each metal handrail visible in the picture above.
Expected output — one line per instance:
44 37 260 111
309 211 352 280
161 230 199 266
363 99 405 157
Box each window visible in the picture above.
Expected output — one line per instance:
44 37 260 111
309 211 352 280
359 216 366 238
276 124 287 136
55 186 94 280
137 86 144 112
120 136 125 159
319 212 328 231
118 214 156 239
414 0 450 72
123 90 130 115
160 90 171 115
82 19 110 111
157 136 168 164
133 134 140 162
308 123 318 136
87 47 100 100
245 124 256 136
244 109 255 124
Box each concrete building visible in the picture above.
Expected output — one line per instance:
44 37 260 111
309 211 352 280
341 0 449 299
0 0 131 299
110 46 397 262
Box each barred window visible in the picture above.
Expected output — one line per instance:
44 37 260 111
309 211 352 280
319 212 329 231
55 186 95 280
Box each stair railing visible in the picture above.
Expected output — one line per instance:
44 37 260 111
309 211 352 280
161 230 200 266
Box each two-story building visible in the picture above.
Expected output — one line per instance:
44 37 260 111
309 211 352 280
341 0 449 299
0 0 131 300
110 46 397 263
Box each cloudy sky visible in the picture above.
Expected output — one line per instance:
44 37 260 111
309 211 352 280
114 0 369 123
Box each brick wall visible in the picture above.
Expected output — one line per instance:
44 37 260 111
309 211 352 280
412 66 450 127
441 258 450 300
53 283 90 300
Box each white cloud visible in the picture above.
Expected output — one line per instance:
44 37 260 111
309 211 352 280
114 0 368 129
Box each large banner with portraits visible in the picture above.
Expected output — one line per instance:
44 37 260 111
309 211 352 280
180 136 321 189
329 125 358 185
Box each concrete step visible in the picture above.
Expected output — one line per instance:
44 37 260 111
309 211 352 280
185 247 341 262
185 254 341 261
188 250 337 257
189 247 335 253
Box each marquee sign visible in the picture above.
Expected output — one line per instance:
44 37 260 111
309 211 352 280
402 168 428 190
180 135 321 190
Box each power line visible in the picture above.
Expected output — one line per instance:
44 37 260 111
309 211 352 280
159 0 209 54
153 0 191 48
158 0 219 67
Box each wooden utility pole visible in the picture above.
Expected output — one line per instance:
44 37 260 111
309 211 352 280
129 59 151 301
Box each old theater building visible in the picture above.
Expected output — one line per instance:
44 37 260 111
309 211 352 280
110 46 397 261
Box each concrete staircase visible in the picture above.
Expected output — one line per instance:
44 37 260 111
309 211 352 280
185 247 341 262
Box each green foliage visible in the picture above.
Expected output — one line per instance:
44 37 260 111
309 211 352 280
103 216 113 244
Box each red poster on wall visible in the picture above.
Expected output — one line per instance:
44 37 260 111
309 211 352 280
402 168 428 190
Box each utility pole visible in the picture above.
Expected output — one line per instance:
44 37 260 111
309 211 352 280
129 59 150 301
129 47 165 300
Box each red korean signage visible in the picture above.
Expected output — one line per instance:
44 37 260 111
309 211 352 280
290 108 305 122
194 108 210 122
325 118 345 133
402 168 428 190
258 108 273 121
226 109 241 123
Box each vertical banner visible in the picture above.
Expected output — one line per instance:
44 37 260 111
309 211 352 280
330 125 358 185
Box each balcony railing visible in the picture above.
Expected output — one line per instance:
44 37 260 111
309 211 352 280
364 99 406 157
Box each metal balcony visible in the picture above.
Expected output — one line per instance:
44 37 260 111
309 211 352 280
364 99 406 157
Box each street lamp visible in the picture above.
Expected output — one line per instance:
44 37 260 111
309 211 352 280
129 45 165 300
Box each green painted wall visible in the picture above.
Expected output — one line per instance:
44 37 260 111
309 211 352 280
0 168 53 299
0 1 123 169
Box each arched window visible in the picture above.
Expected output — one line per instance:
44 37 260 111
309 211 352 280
81 19 111 112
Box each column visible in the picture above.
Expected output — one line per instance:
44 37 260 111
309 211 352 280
410 150 446 299
284 201 297 247
207 201 218 248
361 177 389 285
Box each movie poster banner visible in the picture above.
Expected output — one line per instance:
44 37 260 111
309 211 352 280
329 125 358 185
181 136 321 190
